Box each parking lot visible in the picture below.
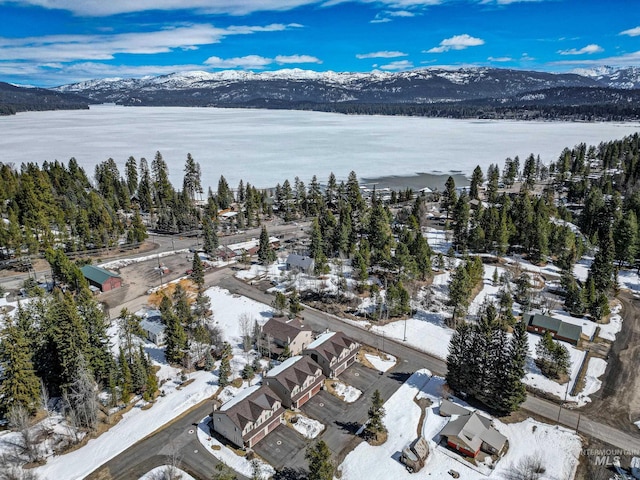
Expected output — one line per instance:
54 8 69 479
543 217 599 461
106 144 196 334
253 358 417 470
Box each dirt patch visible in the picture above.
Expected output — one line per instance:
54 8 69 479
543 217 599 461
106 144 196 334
148 278 197 306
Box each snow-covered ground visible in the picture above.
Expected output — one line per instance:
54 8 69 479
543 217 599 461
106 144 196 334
364 353 397 372
35 370 219 480
523 332 591 406
289 413 325 439
139 466 196 480
330 380 363 403
340 370 582 480
29 285 275 480
196 416 275 478
619 268 640 293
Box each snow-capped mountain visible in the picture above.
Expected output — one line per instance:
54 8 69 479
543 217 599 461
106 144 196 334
54 67 606 106
571 66 640 89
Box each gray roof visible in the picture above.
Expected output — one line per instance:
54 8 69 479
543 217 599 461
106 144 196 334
440 412 506 452
305 331 358 364
140 319 165 336
286 254 314 270
81 264 120 285
220 385 282 431
265 356 323 392
439 398 472 417
262 317 310 344
525 313 582 342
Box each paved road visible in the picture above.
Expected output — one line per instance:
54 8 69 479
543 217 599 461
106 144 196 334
89 268 640 479
217 275 640 453
87 399 249 480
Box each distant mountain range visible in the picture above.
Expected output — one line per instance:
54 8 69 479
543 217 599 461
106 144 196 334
0 82 90 115
3 66 640 118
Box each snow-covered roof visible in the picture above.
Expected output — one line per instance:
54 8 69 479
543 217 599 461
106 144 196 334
265 356 303 378
306 332 336 350
140 319 165 336
220 384 261 412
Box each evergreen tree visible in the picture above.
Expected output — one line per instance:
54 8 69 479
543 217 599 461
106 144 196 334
442 176 457 219
257 226 276 265
590 227 615 292
125 156 138 196
305 440 334 480
218 356 231 387
163 304 188 365
202 215 219 256
118 347 133 403
0 323 41 415
614 211 638 266
272 291 287 316
366 389 386 437
497 320 528 414
191 252 205 289
288 288 304 316
469 165 484 200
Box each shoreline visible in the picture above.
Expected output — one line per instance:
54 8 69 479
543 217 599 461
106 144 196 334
360 172 470 192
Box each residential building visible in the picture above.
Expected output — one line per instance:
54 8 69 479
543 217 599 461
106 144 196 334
261 316 314 357
263 356 325 408
440 411 507 458
524 313 582 345
80 265 122 292
139 318 165 346
285 253 315 274
211 385 284 449
303 331 359 378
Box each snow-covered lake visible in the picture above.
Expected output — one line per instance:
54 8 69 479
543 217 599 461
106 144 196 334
2 105 639 190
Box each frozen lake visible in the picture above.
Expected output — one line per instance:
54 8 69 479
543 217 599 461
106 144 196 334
1 105 639 190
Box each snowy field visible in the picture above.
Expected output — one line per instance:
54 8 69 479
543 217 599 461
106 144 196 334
2 105 639 189
364 353 397 372
340 370 582 480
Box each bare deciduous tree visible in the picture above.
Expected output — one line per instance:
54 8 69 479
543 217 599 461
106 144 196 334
63 358 99 433
7 405 39 463
502 454 546 480
239 312 253 352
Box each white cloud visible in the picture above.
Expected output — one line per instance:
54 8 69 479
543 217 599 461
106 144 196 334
0 0 321 16
204 54 322 69
275 54 322 64
0 23 297 63
550 50 640 67
557 44 603 55
426 34 484 53
0 0 445 16
204 55 272 69
379 59 414 70
620 26 640 37
487 56 512 62
370 8 419 23
356 50 407 59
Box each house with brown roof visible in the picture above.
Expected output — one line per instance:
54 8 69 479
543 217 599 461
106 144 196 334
303 331 360 378
263 356 325 409
439 410 507 458
211 385 284 449
261 316 314 358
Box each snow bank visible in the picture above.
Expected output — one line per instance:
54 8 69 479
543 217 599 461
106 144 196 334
364 353 397 372
331 381 362 403
99 249 189 270
290 414 325 439
139 466 196 480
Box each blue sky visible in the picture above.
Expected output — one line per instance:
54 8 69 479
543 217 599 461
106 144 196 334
0 0 638 86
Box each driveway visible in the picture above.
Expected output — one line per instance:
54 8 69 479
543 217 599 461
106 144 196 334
252 422 308 470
